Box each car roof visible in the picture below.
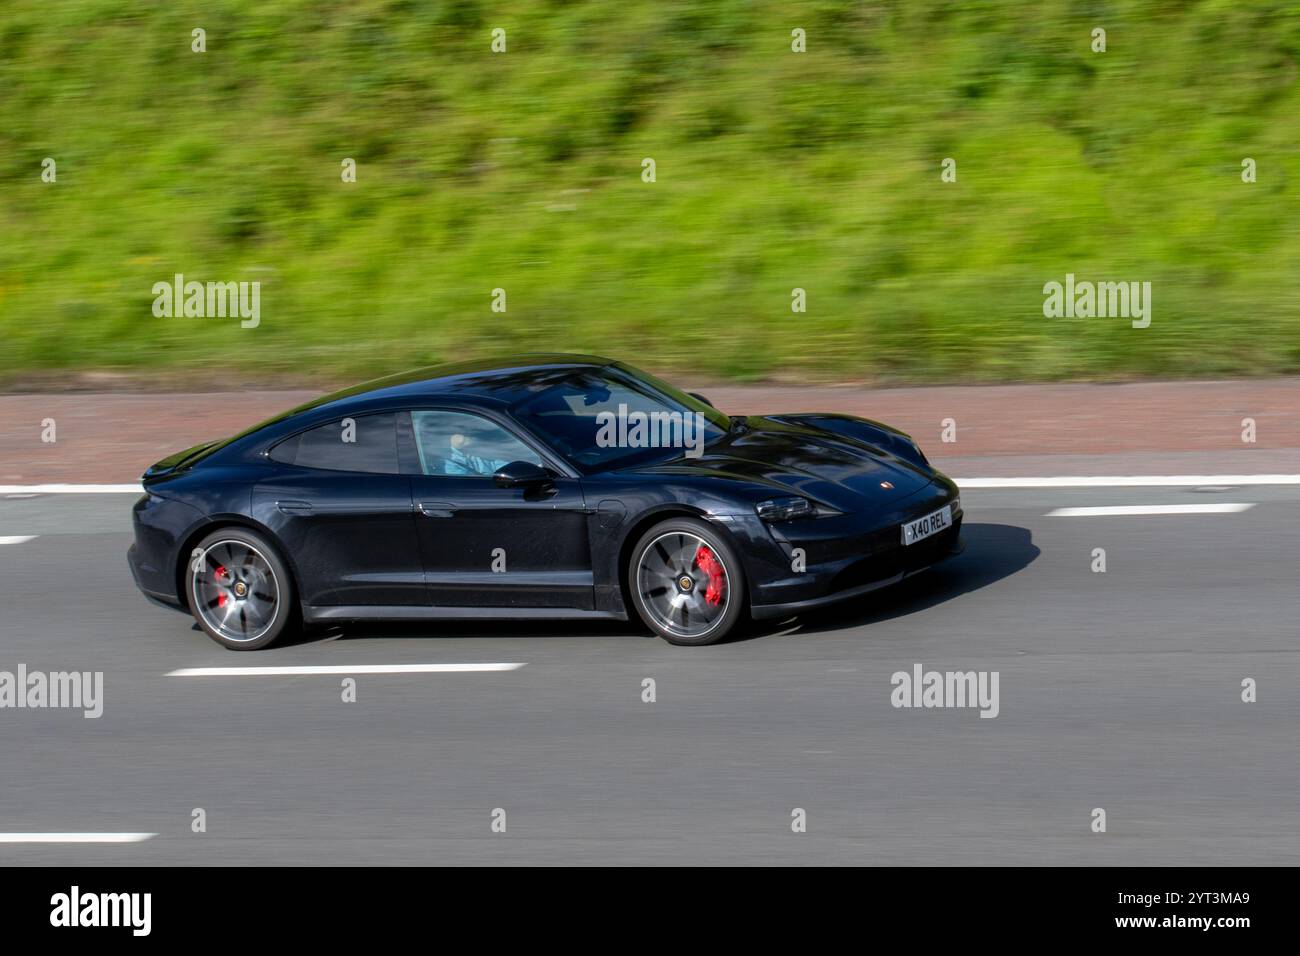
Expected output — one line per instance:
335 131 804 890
194 355 625 466
272 353 618 420
319 353 614 407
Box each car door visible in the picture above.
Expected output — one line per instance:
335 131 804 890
251 411 424 607
406 407 594 609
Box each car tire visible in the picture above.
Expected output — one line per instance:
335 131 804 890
628 517 746 646
185 527 295 651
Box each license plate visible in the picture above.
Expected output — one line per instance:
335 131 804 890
901 505 951 546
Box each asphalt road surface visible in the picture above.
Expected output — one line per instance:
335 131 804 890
1 481 1298 865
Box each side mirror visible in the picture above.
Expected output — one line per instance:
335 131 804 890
688 391 714 408
493 460 553 489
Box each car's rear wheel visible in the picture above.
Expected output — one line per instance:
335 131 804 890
186 528 294 651
628 517 745 646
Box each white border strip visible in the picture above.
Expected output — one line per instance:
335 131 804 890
1 484 142 494
167 663 526 677
5 474 1300 494
957 475 1300 488
0 832 156 844
1048 503 1255 517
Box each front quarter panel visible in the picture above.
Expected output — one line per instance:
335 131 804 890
580 472 793 615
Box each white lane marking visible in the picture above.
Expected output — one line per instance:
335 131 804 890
958 475 1300 488
0 484 142 494
1047 503 1255 517
0 832 156 844
167 663 526 677
0 535 36 545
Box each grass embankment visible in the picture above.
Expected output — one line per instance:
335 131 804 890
2 1 1299 386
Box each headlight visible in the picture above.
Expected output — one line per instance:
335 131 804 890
756 497 814 521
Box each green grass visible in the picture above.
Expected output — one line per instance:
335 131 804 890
2 0 1300 386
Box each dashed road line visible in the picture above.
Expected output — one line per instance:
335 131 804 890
0 832 156 844
167 663 526 677
1047 503 1255 517
0 535 36 545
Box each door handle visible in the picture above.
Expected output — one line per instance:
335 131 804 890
276 500 313 515
418 501 456 518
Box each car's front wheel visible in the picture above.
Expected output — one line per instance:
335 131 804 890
628 517 745 646
186 528 294 650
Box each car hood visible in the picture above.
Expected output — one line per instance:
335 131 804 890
630 415 936 510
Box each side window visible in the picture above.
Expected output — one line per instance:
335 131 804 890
269 413 399 474
411 410 542 477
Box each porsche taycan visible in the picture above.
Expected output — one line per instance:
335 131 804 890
128 355 963 649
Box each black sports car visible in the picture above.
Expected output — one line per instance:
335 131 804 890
129 355 963 649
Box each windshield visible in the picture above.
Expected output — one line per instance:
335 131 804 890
512 364 729 473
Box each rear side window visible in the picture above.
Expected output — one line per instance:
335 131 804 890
269 413 399 474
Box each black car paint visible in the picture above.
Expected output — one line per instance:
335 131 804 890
129 355 962 626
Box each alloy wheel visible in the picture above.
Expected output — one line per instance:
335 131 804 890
190 539 281 644
636 531 731 641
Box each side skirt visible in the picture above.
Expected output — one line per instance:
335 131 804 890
302 605 628 625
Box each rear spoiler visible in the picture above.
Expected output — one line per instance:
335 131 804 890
142 440 221 481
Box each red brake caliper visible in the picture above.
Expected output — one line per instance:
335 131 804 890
214 565 228 607
694 546 726 606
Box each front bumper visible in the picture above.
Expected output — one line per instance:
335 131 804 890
739 477 964 620
750 518 963 619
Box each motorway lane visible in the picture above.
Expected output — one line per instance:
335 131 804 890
0 488 1298 865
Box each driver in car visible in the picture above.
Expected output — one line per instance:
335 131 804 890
444 432 511 476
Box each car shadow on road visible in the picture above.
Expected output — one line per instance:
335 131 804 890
294 522 1037 647
739 522 1039 642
